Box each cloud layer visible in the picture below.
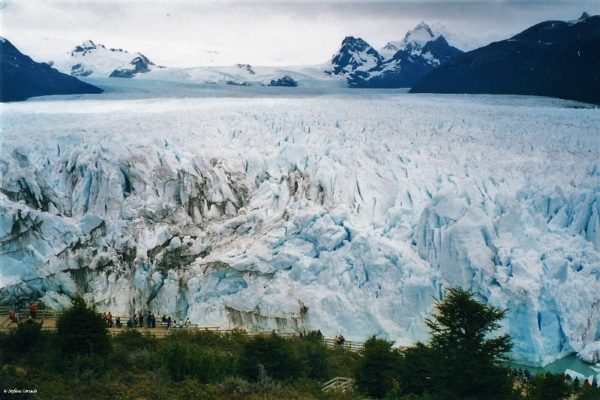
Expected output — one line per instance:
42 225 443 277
1 0 598 67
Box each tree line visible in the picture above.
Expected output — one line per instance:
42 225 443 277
1 289 596 399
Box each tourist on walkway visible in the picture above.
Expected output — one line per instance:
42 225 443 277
584 379 591 390
29 303 38 318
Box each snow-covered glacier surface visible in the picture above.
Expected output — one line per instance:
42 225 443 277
0 88 599 366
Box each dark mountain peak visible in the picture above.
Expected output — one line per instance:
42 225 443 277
421 35 463 61
510 15 599 45
131 54 154 67
347 23 462 88
340 36 373 51
0 36 18 53
71 40 106 56
580 12 590 20
110 53 155 78
329 36 382 75
411 15 600 105
1 37 102 102
429 35 448 46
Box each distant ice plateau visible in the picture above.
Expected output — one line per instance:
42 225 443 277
0 85 598 367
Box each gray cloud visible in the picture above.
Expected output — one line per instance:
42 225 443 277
1 0 598 67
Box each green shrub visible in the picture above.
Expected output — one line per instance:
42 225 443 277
160 338 235 382
113 329 157 350
175 379 219 400
299 337 329 379
326 345 361 379
354 336 399 398
396 342 435 397
239 333 306 381
2 320 44 362
576 387 600 400
55 296 110 358
69 353 107 381
526 372 571 400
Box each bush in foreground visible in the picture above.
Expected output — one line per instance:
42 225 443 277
56 295 110 358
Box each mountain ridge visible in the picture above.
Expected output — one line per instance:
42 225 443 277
410 14 600 105
53 40 162 78
328 22 464 88
0 37 103 102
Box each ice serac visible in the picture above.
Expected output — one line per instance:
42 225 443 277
0 93 599 367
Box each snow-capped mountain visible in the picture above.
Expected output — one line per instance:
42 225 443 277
53 40 161 78
0 36 103 102
379 21 439 59
411 13 600 105
326 36 383 76
327 22 462 88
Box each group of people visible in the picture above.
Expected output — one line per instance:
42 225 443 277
334 334 346 347
159 315 192 329
102 311 193 330
512 368 532 382
8 303 39 324
564 374 598 390
102 312 115 327
125 312 159 329
6 302 195 332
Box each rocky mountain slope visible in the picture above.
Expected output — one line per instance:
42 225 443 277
327 22 463 88
411 13 600 105
0 37 103 102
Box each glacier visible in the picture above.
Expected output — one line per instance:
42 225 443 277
0 83 599 367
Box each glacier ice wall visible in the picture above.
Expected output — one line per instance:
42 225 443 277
0 93 599 366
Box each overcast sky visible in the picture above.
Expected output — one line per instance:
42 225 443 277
1 0 598 67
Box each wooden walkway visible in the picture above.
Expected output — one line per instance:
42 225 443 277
0 306 364 352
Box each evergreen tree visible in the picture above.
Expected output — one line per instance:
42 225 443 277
423 288 513 400
354 336 398 398
396 342 435 396
395 288 514 399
